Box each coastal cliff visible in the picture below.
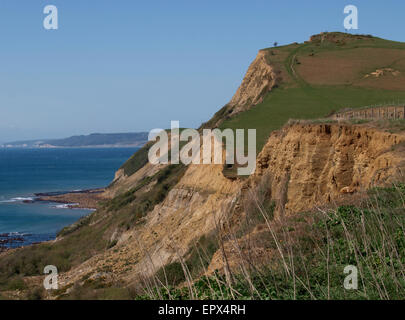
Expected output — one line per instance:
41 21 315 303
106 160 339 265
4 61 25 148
2 32 405 300
227 50 278 116
53 120 405 290
254 122 405 215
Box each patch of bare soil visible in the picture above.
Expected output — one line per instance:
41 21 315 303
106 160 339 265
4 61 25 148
296 48 405 88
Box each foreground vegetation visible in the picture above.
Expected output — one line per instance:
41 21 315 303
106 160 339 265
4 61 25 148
3 181 403 300
139 182 405 300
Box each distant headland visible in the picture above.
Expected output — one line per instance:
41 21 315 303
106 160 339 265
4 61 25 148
1 132 149 148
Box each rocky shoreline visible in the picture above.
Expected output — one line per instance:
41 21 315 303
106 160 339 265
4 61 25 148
0 232 55 251
0 189 107 252
0 233 24 251
35 188 108 210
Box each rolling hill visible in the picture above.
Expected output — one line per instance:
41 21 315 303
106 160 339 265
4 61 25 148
211 32 405 150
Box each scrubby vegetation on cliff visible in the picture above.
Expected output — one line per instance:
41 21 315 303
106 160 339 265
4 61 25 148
52 180 405 300
0 163 186 299
140 182 405 300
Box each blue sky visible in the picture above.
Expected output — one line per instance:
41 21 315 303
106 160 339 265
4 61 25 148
0 0 404 141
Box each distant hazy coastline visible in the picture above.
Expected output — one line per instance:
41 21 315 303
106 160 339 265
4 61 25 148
1 132 148 148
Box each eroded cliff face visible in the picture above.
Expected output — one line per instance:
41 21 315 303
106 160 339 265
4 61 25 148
57 122 405 290
59 161 242 287
202 50 279 129
254 123 405 215
206 122 405 274
223 50 277 119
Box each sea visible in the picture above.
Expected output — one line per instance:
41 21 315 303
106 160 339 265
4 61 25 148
0 147 138 249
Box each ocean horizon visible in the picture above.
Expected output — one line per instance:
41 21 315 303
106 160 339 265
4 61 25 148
0 147 138 249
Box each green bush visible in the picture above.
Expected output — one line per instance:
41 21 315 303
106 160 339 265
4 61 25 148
120 143 153 177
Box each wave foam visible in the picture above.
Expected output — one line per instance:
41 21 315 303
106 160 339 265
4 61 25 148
52 203 79 209
0 197 35 203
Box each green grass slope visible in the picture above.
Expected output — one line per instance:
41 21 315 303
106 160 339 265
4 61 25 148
220 32 405 151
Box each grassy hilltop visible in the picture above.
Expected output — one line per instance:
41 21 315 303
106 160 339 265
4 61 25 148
220 32 405 150
118 32 405 176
